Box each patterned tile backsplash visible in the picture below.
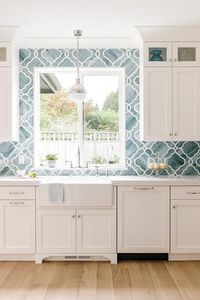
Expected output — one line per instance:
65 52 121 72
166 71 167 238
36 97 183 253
0 48 200 176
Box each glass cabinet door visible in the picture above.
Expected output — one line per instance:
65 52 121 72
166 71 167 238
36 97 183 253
0 42 11 66
144 42 172 66
173 42 200 66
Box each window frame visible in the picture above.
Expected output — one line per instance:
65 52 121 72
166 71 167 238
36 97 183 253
34 67 126 168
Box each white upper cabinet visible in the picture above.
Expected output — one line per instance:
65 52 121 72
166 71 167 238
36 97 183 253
173 67 200 141
141 67 173 141
0 68 15 141
144 42 172 67
140 35 200 141
173 42 200 66
0 27 19 141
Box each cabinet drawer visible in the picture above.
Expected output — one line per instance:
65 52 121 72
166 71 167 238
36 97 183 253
0 187 35 200
171 186 200 200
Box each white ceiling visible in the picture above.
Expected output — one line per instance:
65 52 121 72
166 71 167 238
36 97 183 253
1 0 200 46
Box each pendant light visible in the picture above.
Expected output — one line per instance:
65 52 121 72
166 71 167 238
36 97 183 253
69 30 86 102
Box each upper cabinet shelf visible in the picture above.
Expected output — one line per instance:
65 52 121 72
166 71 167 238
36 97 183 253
144 41 200 67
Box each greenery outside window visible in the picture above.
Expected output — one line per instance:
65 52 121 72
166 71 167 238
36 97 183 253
34 68 125 168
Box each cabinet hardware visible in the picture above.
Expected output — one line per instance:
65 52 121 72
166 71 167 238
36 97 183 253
134 187 154 191
77 215 81 218
173 205 176 209
9 192 25 195
174 133 178 136
169 133 172 136
186 192 200 194
9 201 25 205
72 215 76 218
169 58 172 62
174 58 177 62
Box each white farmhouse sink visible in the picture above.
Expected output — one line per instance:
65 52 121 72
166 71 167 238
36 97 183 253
40 176 113 207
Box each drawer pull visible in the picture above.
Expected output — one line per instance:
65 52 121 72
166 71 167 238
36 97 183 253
9 192 25 195
134 187 154 191
186 192 200 195
9 201 25 205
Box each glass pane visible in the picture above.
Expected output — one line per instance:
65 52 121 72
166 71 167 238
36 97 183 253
149 47 167 62
83 75 120 165
178 47 196 61
0 48 6 61
39 71 78 167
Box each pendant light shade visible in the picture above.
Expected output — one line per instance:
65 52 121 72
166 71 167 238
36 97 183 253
69 78 86 102
69 30 86 102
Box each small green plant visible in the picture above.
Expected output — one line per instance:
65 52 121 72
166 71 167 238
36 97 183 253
108 155 119 164
45 154 58 161
92 156 107 164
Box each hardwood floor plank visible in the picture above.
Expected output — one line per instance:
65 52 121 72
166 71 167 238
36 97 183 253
0 260 199 300
112 262 133 300
96 262 114 300
165 261 200 300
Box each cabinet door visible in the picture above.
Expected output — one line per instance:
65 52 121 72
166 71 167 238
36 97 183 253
37 209 76 254
144 42 172 66
171 200 200 253
118 186 169 253
173 67 200 141
77 209 116 254
0 200 35 253
141 67 173 141
0 67 12 141
0 42 11 66
173 42 200 66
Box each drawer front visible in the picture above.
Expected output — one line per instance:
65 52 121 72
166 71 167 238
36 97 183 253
0 187 35 200
171 186 200 200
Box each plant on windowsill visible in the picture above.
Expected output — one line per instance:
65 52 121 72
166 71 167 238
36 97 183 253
45 154 58 168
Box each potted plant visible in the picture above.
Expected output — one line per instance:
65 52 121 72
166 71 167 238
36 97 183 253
45 154 58 168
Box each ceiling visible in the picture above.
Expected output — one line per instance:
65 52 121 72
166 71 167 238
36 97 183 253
1 0 200 39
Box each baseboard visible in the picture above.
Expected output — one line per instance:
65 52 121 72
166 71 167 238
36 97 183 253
118 253 168 261
0 254 35 261
169 253 200 261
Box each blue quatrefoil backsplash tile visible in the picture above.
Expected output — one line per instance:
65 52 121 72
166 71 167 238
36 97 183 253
0 48 200 176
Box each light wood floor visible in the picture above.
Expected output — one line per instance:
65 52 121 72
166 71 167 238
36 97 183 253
0 260 200 299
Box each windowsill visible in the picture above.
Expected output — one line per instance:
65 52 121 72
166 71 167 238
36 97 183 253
33 165 127 171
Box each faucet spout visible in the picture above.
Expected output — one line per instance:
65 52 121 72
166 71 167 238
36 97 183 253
77 146 81 168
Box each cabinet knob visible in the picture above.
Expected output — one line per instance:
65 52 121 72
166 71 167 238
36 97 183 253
77 215 81 218
173 205 176 209
174 133 178 136
72 215 76 218
169 133 172 136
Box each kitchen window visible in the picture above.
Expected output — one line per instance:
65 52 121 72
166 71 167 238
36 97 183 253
34 68 125 168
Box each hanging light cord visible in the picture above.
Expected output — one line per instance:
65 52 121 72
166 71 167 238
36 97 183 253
76 35 80 79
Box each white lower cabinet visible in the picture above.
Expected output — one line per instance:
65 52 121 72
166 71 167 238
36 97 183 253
171 199 200 253
36 208 116 261
0 200 35 253
118 186 169 253
77 209 116 254
37 209 76 254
